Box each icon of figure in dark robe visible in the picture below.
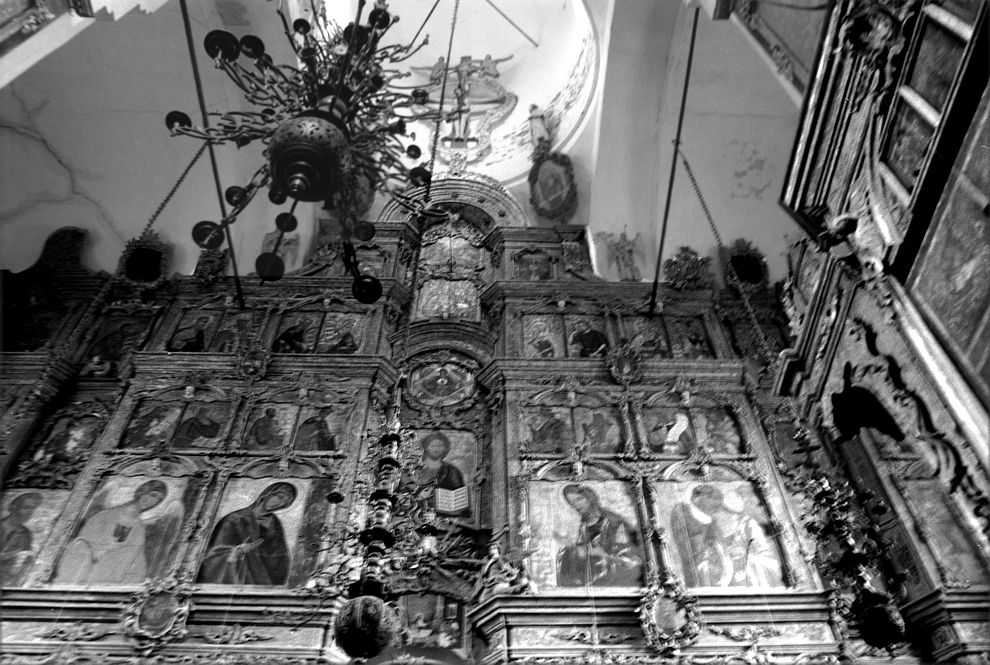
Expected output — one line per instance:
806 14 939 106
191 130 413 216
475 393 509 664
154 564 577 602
669 484 732 586
168 316 209 352
528 320 557 358
123 405 175 448
320 318 359 354
54 479 179 584
197 482 297 585
414 433 469 517
273 319 312 353
0 492 42 584
569 319 608 358
172 407 223 447
528 407 569 453
245 408 282 450
295 408 337 451
556 484 643 587
86 321 142 374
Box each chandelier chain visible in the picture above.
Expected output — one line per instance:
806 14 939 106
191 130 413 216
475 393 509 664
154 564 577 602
141 142 209 239
677 147 804 426
425 0 461 201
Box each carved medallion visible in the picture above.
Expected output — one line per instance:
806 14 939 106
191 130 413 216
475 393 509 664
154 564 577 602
121 577 194 654
638 576 701 655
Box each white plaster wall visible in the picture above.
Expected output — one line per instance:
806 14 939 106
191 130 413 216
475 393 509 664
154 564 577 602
0 0 315 277
587 1 802 284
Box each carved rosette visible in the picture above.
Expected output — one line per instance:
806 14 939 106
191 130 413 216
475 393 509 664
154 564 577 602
121 577 195 654
638 574 702 656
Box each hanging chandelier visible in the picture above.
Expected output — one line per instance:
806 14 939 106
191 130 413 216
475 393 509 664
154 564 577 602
166 0 437 303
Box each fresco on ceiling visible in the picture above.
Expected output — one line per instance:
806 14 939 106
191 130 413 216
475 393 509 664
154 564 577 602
272 313 321 354
196 478 328 587
573 406 623 455
399 594 466 654
666 316 714 359
523 315 564 359
521 406 573 455
242 405 298 451
641 406 695 454
527 481 644 589
0 490 70 587
653 481 784 588
415 279 479 321
167 311 220 353
82 316 151 375
404 431 476 519
564 316 608 358
8 410 104 487
291 406 342 452
409 363 475 407
691 407 743 454
211 311 262 353
626 317 671 358
52 475 197 585
314 314 364 354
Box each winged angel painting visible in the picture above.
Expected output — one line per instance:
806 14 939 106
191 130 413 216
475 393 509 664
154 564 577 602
53 476 192 585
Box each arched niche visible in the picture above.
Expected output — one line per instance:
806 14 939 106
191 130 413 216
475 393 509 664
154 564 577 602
376 173 529 229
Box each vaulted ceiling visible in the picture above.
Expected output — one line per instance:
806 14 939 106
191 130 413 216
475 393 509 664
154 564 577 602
0 0 809 285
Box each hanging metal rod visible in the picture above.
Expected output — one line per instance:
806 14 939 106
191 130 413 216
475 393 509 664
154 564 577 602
178 0 246 309
647 6 700 316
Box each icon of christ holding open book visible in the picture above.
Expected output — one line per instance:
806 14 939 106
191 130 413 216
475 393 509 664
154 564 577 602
413 433 470 518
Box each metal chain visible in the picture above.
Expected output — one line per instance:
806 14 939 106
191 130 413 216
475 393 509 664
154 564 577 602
677 147 806 426
424 0 460 202
140 142 209 239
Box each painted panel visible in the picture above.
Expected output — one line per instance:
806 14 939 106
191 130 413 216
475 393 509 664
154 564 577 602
625 316 671 358
196 478 328 587
641 407 695 454
291 406 342 452
415 279 480 321
691 408 743 455
522 314 565 359
666 316 714 359
520 406 573 454
8 410 104 487
120 403 183 449
272 313 323 353
405 430 476 519
903 480 989 584
242 405 299 451
399 594 466 654
573 406 623 454
0 490 69 586
83 316 152 375
652 481 784 588
514 251 553 280
51 476 197 585
564 315 608 358
527 481 644 589
171 402 230 449
210 311 263 352
314 313 364 354
166 311 220 352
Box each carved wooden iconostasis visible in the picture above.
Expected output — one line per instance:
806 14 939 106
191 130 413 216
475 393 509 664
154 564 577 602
3 165 986 665
777 0 990 662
